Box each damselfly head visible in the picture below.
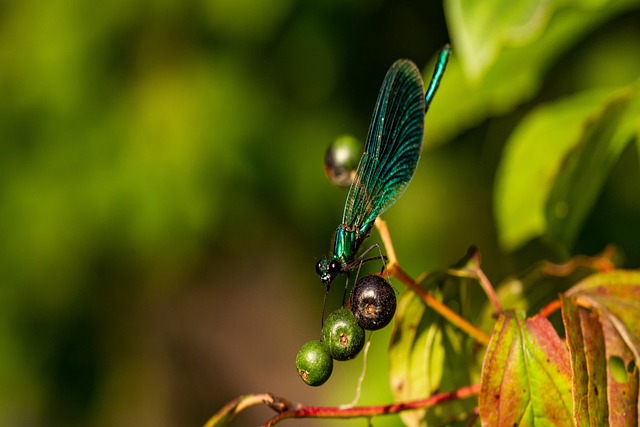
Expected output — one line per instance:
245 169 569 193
316 258 342 286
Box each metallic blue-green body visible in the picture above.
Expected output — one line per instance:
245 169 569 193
317 45 451 286
330 223 372 263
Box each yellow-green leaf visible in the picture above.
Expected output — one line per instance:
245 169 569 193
389 273 479 426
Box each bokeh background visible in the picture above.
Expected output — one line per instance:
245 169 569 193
1 1 640 426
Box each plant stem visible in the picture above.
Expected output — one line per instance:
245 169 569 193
446 246 502 312
393 265 490 345
375 218 491 346
539 299 562 318
542 244 617 276
262 383 481 426
203 393 274 427
470 262 502 313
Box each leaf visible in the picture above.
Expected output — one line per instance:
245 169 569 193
560 295 608 426
566 270 640 425
425 322 478 426
479 311 573 426
601 316 639 427
566 270 640 366
389 273 479 426
389 281 434 427
494 86 638 251
545 89 638 249
445 0 552 80
426 0 639 145
202 394 268 427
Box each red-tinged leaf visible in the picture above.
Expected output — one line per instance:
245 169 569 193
479 311 572 426
566 270 640 362
601 315 639 426
565 270 640 425
561 295 608 426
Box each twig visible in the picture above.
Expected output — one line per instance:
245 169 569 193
474 266 502 312
392 265 490 345
444 246 501 312
375 218 491 346
541 244 617 276
262 383 481 426
539 299 562 318
203 393 276 427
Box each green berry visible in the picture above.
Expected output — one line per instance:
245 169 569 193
295 340 333 386
324 135 362 187
322 308 365 361
350 275 397 331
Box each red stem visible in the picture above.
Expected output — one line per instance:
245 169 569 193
263 383 481 426
539 299 562 318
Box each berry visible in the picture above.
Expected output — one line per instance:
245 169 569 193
324 135 362 187
350 275 397 330
322 308 365 361
295 340 333 386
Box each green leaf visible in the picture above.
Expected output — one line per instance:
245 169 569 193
388 274 478 426
427 0 639 145
445 0 552 80
546 89 638 249
560 295 608 426
388 280 432 426
425 322 478 426
479 311 573 426
494 86 638 251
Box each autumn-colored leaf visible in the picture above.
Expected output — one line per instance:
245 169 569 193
560 295 608 426
601 316 639 427
566 270 640 362
566 270 640 426
479 311 572 426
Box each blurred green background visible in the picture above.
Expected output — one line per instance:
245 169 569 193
1 0 639 426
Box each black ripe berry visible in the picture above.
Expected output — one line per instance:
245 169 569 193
350 275 397 331
322 308 365 361
295 340 333 386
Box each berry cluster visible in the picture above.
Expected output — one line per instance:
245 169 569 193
295 275 397 386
